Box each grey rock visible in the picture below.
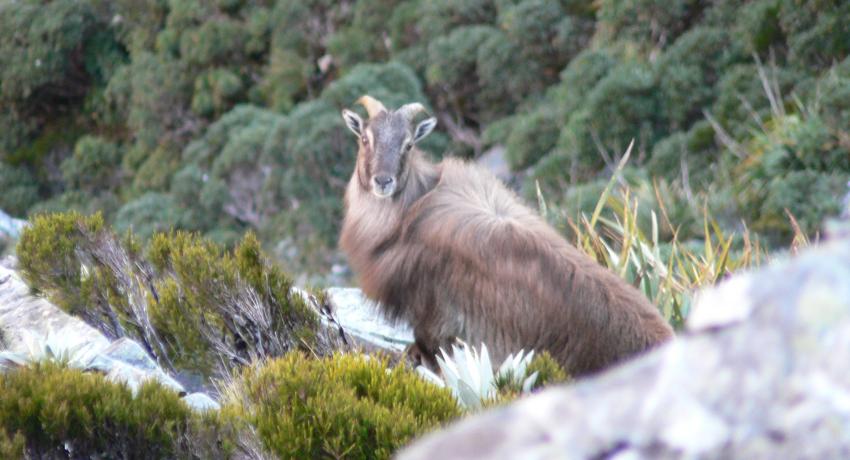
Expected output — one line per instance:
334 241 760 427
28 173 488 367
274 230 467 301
182 392 221 412
325 287 413 352
476 145 511 182
0 209 26 239
94 357 185 396
0 261 187 397
0 351 28 371
99 337 160 372
400 237 850 460
0 265 110 356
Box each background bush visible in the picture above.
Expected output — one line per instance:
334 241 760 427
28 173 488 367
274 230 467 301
0 0 848 273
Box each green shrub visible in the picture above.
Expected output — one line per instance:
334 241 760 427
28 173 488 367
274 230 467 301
417 0 497 40
147 231 319 375
61 135 122 192
760 170 848 237
114 192 189 240
0 0 113 113
17 212 326 378
596 0 705 46
497 0 590 73
648 120 717 187
736 0 784 55
16 212 104 315
731 110 850 240
780 1 850 70
655 27 743 129
179 18 249 67
546 62 662 181
426 25 500 122
0 163 39 217
0 362 234 458
527 351 569 390
191 68 244 117
817 56 850 136
711 63 801 139
27 190 121 223
504 106 561 171
229 352 461 459
123 53 194 152
553 48 618 116
0 429 24 460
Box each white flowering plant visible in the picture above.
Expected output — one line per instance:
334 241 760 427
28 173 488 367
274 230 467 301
416 341 539 410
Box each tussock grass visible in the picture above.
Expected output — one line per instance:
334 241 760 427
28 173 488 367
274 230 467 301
538 141 770 328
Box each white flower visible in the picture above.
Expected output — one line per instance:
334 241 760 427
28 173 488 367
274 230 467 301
417 341 539 409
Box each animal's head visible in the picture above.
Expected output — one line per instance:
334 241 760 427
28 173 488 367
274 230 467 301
341 95 437 198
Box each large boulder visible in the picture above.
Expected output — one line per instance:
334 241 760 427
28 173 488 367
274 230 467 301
400 235 850 459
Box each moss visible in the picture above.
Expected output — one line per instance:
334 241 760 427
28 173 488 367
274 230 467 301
230 352 461 459
0 361 235 458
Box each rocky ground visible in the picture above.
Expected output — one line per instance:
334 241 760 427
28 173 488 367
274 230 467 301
0 254 413 413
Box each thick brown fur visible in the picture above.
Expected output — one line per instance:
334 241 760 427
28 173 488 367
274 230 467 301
339 100 673 377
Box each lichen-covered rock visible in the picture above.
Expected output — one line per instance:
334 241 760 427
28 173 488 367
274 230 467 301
400 236 850 460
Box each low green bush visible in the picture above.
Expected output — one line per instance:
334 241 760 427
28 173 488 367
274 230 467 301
230 352 461 459
148 231 319 375
17 212 324 378
527 351 569 390
0 429 24 460
16 212 105 315
0 362 235 459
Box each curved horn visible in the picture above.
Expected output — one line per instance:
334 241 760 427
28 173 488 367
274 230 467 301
397 102 426 122
356 95 387 118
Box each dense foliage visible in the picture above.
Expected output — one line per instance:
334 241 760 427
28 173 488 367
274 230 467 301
226 352 461 459
0 362 235 459
16 212 323 378
2 0 847 274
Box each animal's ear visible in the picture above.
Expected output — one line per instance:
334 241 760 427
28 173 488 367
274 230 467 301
413 117 437 143
341 109 363 136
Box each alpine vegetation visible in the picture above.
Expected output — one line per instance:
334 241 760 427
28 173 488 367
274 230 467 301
416 342 539 410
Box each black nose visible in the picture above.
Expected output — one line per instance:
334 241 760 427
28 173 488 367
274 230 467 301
374 175 394 187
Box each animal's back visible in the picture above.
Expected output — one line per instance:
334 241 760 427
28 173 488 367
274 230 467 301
404 159 673 375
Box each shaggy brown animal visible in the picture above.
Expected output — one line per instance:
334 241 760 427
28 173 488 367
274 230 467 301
339 95 673 376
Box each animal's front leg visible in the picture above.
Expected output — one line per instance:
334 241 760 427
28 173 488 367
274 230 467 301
405 339 439 370
407 326 456 371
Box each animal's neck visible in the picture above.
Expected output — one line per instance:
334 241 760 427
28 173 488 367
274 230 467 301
342 150 440 253
398 151 440 209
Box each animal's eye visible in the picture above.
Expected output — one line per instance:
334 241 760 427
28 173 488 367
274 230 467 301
405 143 413 152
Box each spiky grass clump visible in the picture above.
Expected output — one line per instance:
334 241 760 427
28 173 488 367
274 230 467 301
538 142 769 328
